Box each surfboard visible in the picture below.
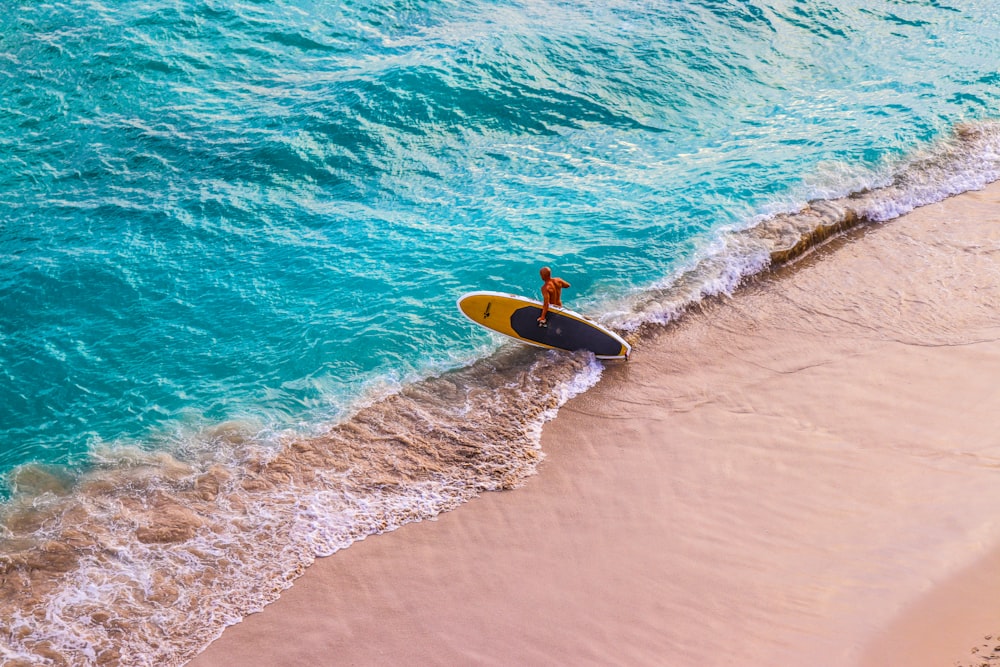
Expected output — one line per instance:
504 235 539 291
457 291 631 360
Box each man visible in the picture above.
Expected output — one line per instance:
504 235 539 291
537 266 570 326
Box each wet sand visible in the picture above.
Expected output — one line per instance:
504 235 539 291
190 181 1000 667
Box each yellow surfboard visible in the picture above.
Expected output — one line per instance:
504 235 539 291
457 291 630 360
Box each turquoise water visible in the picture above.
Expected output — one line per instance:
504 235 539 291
2 1 1000 664
4 0 997 475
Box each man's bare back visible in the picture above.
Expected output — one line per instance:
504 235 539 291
537 266 570 325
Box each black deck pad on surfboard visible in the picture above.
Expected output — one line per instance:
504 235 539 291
509 306 626 358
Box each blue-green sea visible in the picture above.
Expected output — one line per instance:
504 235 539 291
2 1 999 664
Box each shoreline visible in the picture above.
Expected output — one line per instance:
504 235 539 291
190 181 1000 666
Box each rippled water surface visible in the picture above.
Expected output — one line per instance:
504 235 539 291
1 1 999 664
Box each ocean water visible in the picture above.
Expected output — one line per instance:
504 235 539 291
1 1 999 664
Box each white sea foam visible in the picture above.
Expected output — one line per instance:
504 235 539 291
0 343 608 666
609 120 1000 334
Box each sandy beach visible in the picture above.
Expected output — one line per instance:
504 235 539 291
190 182 1000 667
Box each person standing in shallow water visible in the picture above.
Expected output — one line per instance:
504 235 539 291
537 266 570 326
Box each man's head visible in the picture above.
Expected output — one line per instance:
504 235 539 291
539 266 551 280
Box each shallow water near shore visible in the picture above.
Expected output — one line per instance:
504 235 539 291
2 1 1000 664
